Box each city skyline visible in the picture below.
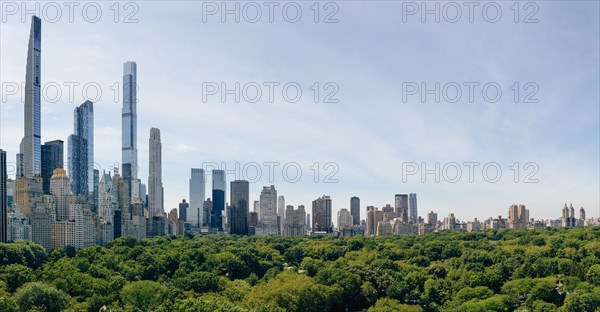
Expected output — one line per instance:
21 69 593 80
1 3 599 223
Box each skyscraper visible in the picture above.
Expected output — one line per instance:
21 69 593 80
278 195 285 234
229 180 249 235
21 16 42 178
394 194 408 223
178 199 189 222
508 204 528 229
312 195 332 233
122 61 138 183
283 205 306 236
350 196 360 226
189 168 205 228
211 170 226 232
337 208 353 230
41 140 63 194
256 185 278 235
68 101 93 198
1 150 7 242
147 128 163 218
408 193 418 224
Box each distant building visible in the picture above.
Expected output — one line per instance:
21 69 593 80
256 185 278 235
178 199 189 222
467 218 482 232
312 195 332 233
229 180 249 235
147 128 163 218
350 196 360 226
7 205 31 241
0 149 6 242
408 193 418 224
283 205 306 236
41 140 63 194
562 203 576 227
366 207 383 236
394 194 408 223
211 170 226 233
508 204 528 229
189 168 205 228
337 208 353 230
427 211 438 226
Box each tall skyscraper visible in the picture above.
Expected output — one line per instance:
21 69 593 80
98 171 115 222
211 170 226 232
278 195 285 234
408 193 418 224
283 205 306 236
508 204 528 229
41 140 63 194
21 16 42 178
229 180 249 235
189 168 205 228
337 208 353 230
147 128 163 218
350 196 360 226
68 101 93 198
178 199 189 222
256 185 278 235
122 61 138 183
394 194 408 223
1 150 7 242
312 195 332 233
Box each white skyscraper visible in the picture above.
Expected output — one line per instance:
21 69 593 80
98 172 115 222
256 185 278 235
278 195 285 234
337 208 353 229
147 128 163 218
189 169 205 228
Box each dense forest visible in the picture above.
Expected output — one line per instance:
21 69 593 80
1 227 599 312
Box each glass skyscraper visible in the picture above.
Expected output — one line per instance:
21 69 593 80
189 168 205 228
20 16 42 178
68 101 93 197
211 170 226 233
122 61 138 182
41 140 63 194
350 196 360 226
229 180 249 235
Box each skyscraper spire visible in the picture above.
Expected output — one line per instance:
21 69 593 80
21 16 42 178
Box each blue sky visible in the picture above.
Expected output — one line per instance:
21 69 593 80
1 1 598 224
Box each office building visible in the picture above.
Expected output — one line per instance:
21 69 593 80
256 185 278 235
312 195 332 233
408 193 418 224
283 205 306 236
189 168 205 228
178 199 188 222
508 204 528 229
395 194 408 223
350 196 360 226
337 208 353 230
122 61 138 184
229 180 249 235
41 140 63 194
211 170 226 232
147 128 163 218
0 150 6 242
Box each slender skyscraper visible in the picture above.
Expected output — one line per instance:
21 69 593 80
211 170 226 232
350 196 360 226
189 169 205 228
408 193 418 224
147 128 163 218
21 16 42 178
122 62 138 183
256 185 278 235
68 101 93 197
395 194 408 224
230 180 249 235
1 150 7 242
178 199 189 222
41 140 63 194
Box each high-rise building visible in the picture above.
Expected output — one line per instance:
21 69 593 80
50 168 71 221
283 205 306 236
395 194 408 223
508 204 528 229
427 211 437 226
15 175 42 218
350 196 360 226
98 171 115 222
211 170 226 232
562 203 577 227
7 205 31 242
122 61 138 183
253 200 259 213
366 207 383 236
337 208 353 230
306 213 311 231
579 207 586 221
278 195 285 234
189 168 205 228
0 150 7 242
21 16 42 178
256 185 278 235
147 128 163 218
408 193 418 224
312 195 332 233
41 140 63 194
68 101 93 198
178 199 189 222
229 180 249 235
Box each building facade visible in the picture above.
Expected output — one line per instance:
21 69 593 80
229 180 249 235
312 195 332 233
147 127 163 218
189 168 205 228
350 196 360 226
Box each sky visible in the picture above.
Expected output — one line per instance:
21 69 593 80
1 1 599 225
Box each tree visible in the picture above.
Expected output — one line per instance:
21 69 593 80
0 264 35 293
120 280 168 311
585 264 600 286
367 298 423 312
13 282 69 312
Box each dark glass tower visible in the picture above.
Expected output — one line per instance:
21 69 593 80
41 140 63 194
211 170 225 232
68 101 93 197
0 150 7 242
230 180 249 235
350 196 360 226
